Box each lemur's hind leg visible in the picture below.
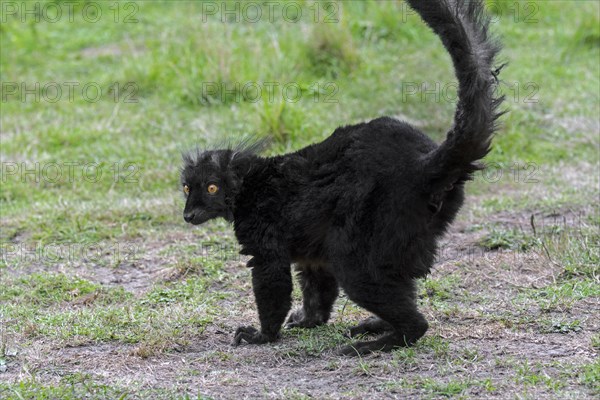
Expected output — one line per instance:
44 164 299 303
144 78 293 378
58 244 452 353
337 273 428 356
347 316 393 337
286 264 339 329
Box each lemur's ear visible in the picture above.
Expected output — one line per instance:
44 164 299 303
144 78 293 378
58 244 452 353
228 152 254 181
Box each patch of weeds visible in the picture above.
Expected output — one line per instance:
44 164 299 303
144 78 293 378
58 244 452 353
478 228 539 251
0 373 213 399
549 228 599 281
255 100 307 144
0 273 96 305
2 273 218 353
354 355 373 376
391 346 417 367
334 298 370 323
281 388 312 400
130 334 183 359
545 319 582 334
277 348 301 358
326 360 340 371
456 347 481 366
0 373 129 400
196 258 226 279
481 378 497 393
0 273 130 306
420 275 460 303
531 280 600 313
421 378 474 398
591 334 600 350
286 324 348 356
494 356 518 370
437 303 465 320
514 219 600 316
304 21 359 77
168 240 239 281
464 223 485 233
197 350 231 363
515 360 564 391
578 358 600 395
416 335 450 359
141 277 217 306
485 310 538 331
382 378 411 392
386 376 485 398
142 286 192 306
0 323 8 373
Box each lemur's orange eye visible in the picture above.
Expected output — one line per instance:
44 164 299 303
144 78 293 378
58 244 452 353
207 184 219 194
183 185 190 195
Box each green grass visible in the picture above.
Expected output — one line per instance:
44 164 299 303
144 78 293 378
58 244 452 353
578 358 600 395
525 222 598 313
0 272 221 354
0 373 213 400
2 1 599 241
515 360 565 391
284 324 350 357
478 228 539 251
467 221 599 333
384 376 496 398
0 374 130 400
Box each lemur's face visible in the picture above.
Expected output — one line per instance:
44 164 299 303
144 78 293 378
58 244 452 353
180 150 237 225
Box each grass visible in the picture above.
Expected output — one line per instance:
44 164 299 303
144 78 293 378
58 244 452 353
478 228 539 251
284 324 349 357
0 272 221 354
579 358 600 395
1 0 599 398
384 376 496 398
0 373 214 400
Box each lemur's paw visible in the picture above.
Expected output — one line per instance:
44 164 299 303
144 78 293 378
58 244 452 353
232 326 275 346
285 309 321 329
346 316 393 338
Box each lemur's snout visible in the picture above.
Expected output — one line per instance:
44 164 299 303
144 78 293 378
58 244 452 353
183 212 195 223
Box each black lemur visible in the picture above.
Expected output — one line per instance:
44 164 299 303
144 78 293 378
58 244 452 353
180 0 503 356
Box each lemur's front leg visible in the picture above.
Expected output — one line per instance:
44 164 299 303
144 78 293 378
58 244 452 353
233 257 292 346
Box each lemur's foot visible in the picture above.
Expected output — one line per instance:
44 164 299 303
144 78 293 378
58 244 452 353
347 316 393 337
285 309 324 329
232 326 277 346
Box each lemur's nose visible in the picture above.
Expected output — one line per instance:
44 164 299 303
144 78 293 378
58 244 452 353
183 212 195 223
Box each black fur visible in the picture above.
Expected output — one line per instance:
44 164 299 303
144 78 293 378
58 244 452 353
180 0 503 355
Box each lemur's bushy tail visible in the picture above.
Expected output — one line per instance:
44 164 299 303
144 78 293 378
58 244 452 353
406 0 504 191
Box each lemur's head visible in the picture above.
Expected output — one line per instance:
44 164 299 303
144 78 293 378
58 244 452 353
180 139 265 225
